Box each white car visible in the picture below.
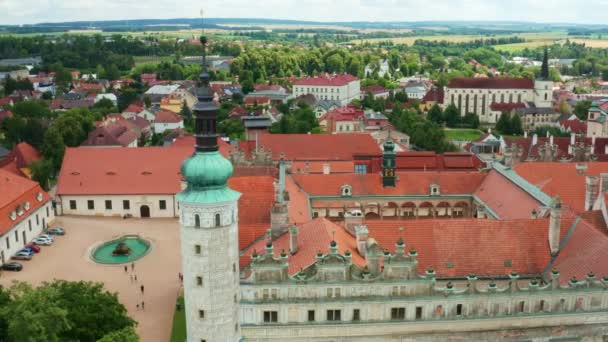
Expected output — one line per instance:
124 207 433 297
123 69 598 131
38 234 54 242
32 237 52 246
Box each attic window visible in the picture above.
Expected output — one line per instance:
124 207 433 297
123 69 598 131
71 171 80 176
9 211 16 221
430 184 440 196
141 171 152 176
36 192 43 202
106 171 116 176
340 184 352 197
24 202 30 211
446 261 454 269
504 260 512 267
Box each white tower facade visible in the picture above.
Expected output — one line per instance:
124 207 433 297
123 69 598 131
178 33 242 342
534 79 553 108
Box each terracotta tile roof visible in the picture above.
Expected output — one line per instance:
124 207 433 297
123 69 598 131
504 136 608 162
578 210 607 233
422 86 444 104
293 73 358 87
57 142 234 196
0 169 50 235
12 142 41 168
0 97 14 106
244 96 271 106
254 84 285 92
291 172 486 197
250 133 381 161
474 170 543 219
448 77 534 89
124 104 144 114
365 217 575 278
240 218 365 274
290 161 354 174
560 119 587 134
551 216 608 284
489 102 527 111
361 85 387 94
82 124 138 147
229 106 249 118
168 136 235 155
286 175 311 224
319 106 364 123
154 110 182 124
514 162 608 213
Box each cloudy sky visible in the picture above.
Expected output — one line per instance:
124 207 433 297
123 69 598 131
0 0 603 25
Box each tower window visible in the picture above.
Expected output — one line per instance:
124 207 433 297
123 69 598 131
518 301 525 313
195 245 201 255
456 304 463 316
308 310 315 322
215 213 221 227
391 307 406 320
353 309 360 321
416 307 423 320
199 310 205 319
327 309 341 321
263 311 278 323
197 276 203 286
194 215 200 227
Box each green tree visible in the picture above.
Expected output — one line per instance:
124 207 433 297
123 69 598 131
510 114 523 135
106 64 121 81
41 129 66 171
427 104 443 124
443 104 460 128
0 286 11 339
462 112 480 129
218 118 245 139
30 159 53 190
573 100 592 120
97 327 138 342
118 89 138 112
6 283 71 342
495 112 512 134
180 100 191 118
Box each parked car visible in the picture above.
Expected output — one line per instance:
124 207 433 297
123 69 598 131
12 252 32 261
47 227 65 236
25 244 41 253
1 262 23 271
38 234 54 242
18 248 35 256
32 237 52 246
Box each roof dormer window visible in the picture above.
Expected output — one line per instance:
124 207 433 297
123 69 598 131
9 211 16 221
340 184 352 197
430 184 440 196
24 202 30 211
36 192 43 202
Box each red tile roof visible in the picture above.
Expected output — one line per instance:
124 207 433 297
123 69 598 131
560 119 587 134
514 162 608 213
247 133 381 161
82 124 138 147
365 217 575 278
293 73 358 87
240 218 365 274
504 136 608 162
361 85 387 94
124 104 144 114
290 161 354 174
474 170 543 219
359 152 484 173
229 176 275 250
229 106 249 118
154 110 182 124
448 77 534 89
286 175 311 224
0 169 50 235
0 97 14 106
422 87 444 104
57 142 234 196
489 102 527 111
244 96 271 106
254 84 286 92
0 142 42 177
291 172 486 197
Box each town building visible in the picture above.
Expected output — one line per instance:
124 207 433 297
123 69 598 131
0 142 41 178
292 74 360 106
444 50 554 124
0 169 54 265
153 110 184 134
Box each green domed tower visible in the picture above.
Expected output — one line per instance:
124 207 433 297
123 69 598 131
382 134 396 187
178 31 242 342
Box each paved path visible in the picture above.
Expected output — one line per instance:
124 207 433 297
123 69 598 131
0 216 182 342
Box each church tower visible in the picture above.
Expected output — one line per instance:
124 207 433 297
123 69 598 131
534 47 553 108
178 33 242 342
382 135 396 187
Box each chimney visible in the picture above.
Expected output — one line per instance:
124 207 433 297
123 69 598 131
549 135 554 145
364 238 382 275
577 163 588 176
570 133 576 146
355 225 369 256
549 197 562 255
532 134 538 146
592 136 597 147
524 131 528 138
289 226 298 254
605 144 608 155
323 163 330 175
585 175 599 211
546 131 550 138
270 159 289 238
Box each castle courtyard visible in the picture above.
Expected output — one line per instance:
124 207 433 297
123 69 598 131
0 216 182 342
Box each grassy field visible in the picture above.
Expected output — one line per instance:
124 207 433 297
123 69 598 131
170 296 186 342
444 128 483 142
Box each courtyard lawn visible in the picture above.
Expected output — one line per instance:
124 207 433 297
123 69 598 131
170 296 186 342
444 129 483 142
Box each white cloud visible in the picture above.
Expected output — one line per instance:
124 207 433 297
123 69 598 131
0 0 604 25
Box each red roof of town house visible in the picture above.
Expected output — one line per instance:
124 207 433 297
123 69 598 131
319 106 364 122
514 162 608 213
0 142 42 178
0 169 50 235
560 119 587 134
254 84 286 92
293 73 359 87
244 96 271 106
0 97 13 106
291 172 486 197
474 170 543 219
290 161 354 174
0 110 13 122
361 85 387 94
422 86 444 104
244 133 381 161
229 106 249 118
240 218 366 274
365 217 575 278
489 102 527 112
82 124 138 147
360 152 484 173
74 83 104 93
124 104 144 114
503 136 608 162
154 110 182 124
448 77 534 89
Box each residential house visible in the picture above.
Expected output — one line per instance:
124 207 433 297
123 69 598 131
360 85 390 100
292 73 360 106
365 59 390 78
0 142 42 178
82 123 139 148
153 110 184 134
144 84 181 104
318 106 365 133
404 81 429 100
140 73 157 86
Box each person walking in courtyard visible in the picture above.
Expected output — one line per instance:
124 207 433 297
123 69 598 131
131 262 135 271
141 301 145 311
140 284 144 294
124 265 127 273
136 303 139 310
134 274 137 282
